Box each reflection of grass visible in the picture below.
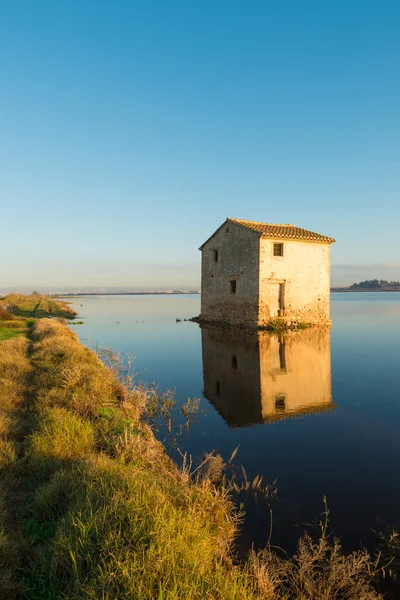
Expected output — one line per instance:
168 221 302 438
188 315 201 323
0 318 385 599
176 315 200 323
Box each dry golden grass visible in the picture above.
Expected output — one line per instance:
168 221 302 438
0 336 31 596
30 407 95 461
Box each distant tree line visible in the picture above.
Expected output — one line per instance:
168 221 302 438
350 279 400 289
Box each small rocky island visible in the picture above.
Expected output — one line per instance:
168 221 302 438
332 279 400 292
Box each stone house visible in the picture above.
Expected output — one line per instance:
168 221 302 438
199 218 335 327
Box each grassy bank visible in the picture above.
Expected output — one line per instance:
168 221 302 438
0 317 385 598
2 294 77 319
0 294 75 341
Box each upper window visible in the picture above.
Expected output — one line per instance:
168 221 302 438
230 280 237 294
273 243 284 257
214 250 219 262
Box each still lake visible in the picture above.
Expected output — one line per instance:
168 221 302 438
69 293 400 553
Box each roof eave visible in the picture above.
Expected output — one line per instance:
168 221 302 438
199 218 336 249
261 233 336 244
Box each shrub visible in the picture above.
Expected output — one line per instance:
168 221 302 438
265 318 287 332
0 307 15 321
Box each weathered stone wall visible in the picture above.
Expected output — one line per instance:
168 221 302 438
259 239 331 325
200 222 260 327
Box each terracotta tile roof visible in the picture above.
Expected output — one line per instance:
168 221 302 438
228 218 336 244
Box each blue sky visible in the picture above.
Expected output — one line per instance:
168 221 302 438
1 0 399 289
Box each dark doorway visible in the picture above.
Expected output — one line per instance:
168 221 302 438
278 283 285 316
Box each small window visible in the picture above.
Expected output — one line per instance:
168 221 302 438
225 227 229 233
231 355 238 369
275 395 286 412
230 280 237 294
273 243 284 257
214 250 219 262
216 381 221 397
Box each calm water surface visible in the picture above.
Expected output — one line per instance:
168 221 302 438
69 293 400 553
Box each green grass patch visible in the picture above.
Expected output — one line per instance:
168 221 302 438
0 323 27 341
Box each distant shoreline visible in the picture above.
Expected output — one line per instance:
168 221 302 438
54 292 201 297
3 290 399 300
331 288 400 293
53 289 400 297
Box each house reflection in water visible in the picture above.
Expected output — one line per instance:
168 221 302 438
201 326 335 427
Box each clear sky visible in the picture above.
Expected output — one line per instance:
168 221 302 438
1 0 399 290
